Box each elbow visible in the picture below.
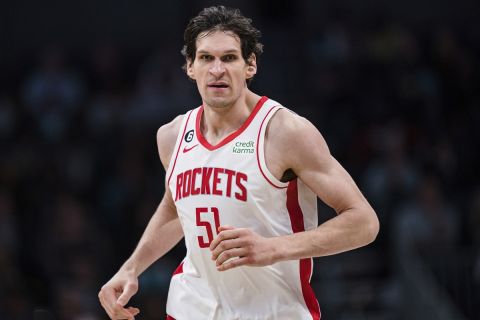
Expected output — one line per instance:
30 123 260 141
365 210 380 244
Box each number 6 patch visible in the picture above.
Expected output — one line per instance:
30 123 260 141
185 129 194 142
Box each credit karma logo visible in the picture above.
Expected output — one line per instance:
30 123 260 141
233 141 254 154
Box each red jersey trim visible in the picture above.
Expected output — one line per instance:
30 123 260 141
286 179 321 320
195 96 268 151
167 110 194 185
256 106 288 189
172 261 184 276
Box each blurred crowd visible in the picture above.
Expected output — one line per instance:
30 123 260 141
1 2 479 319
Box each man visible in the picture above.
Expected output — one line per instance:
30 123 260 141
98 6 379 320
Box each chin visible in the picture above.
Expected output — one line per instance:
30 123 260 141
204 96 233 108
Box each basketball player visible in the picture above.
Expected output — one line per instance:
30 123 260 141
98 6 379 320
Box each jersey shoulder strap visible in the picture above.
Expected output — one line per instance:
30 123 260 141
166 108 198 184
255 99 289 189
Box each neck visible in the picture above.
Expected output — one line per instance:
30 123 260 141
201 91 262 144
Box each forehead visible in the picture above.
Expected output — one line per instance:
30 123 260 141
195 30 241 53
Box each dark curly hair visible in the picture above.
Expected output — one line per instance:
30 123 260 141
181 6 263 72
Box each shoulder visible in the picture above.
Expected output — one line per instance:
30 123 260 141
157 114 185 170
267 107 328 150
266 107 332 174
267 108 312 135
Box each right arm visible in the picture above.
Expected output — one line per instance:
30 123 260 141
98 115 184 320
121 186 183 278
120 114 185 278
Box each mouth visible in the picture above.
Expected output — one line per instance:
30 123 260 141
207 82 229 89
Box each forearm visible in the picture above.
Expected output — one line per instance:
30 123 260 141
274 207 379 262
121 203 183 277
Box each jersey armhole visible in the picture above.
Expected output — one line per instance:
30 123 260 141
256 106 289 189
166 109 195 185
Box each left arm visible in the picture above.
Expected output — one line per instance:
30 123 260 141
210 109 379 271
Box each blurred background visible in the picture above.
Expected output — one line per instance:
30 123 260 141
1 0 479 319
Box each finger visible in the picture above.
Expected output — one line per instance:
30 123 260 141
99 287 118 318
216 248 247 266
117 282 138 307
217 256 249 271
210 238 244 260
127 306 140 316
113 302 136 319
209 228 240 251
99 293 114 319
217 225 235 232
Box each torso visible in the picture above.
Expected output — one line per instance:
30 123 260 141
163 97 320 320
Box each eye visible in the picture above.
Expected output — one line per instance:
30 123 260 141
223 54 237 62
199 55 213 61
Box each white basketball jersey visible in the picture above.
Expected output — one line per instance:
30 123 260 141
165 97 321 320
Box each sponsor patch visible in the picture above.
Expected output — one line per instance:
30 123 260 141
233 141 255 154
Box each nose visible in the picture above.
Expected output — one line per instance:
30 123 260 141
209 59 225 77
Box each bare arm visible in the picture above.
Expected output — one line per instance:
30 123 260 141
267 110 379 261
121 185 183 276
121 116 185 276
98 115 184 320
210 109 379 270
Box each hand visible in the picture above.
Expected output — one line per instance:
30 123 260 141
98 269 140 320
209 226 278 271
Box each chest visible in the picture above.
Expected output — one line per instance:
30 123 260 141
172 136 259 201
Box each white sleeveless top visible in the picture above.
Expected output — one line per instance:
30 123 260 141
165 97 321 320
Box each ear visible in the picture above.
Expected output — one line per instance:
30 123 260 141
246 54 257 79
186 59 195 80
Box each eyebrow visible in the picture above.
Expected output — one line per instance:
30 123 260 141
197 49 240 54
